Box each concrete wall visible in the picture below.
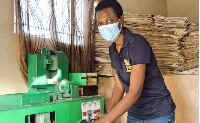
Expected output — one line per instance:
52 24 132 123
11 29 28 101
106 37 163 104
0 0 27 94
98 75 199 123
117 0 199 24
117 0 167 16
167 0 199 24
164 75 199 123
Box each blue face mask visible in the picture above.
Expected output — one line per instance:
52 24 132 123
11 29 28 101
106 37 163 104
98 21 122 42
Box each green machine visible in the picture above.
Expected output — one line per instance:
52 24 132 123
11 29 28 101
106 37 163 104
0 49 104 123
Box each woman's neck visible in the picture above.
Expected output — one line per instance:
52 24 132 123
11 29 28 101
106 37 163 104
115 27 124 47
115 27 124 53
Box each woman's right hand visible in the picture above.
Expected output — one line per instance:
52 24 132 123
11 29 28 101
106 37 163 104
94 113 106 120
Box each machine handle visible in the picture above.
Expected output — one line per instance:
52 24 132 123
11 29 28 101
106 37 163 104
76 119 87 123
76 119 96 123
89 119 97 122
59 79 70 93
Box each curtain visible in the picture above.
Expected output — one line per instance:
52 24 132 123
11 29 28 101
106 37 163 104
15 0 95 85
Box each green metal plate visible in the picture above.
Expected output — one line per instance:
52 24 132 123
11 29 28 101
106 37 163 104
0 93 50 107
0 96 104 123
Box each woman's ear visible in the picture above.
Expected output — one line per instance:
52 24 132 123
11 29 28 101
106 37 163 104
120 14 124 23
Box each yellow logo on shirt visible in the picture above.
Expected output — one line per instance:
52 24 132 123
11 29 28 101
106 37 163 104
124 59 132 72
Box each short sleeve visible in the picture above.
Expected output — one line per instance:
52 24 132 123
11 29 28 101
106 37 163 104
109 46 115 69
129 34 151 65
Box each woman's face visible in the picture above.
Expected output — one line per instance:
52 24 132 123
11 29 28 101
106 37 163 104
96 8 119 27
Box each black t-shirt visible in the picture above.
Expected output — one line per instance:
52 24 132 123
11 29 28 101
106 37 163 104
109 27 176 120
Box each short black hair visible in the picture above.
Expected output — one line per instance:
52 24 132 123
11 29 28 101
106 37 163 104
95 0 123 19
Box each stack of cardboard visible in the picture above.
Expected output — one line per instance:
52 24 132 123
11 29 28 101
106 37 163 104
146 15 189 75
123 12 153 39
179 23 199 74
94 29 113 76
94 13 199 76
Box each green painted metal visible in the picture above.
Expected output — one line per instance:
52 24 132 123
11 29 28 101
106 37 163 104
77 120 88 123
69 73 87 85
0 93 50 107
52 50 69 81
47 55 55 70
70 84 79 99
59 79 70 94
28 48 69 93
0 49 104 123
69 73 98 86
0 97 104 123
28 54 47 93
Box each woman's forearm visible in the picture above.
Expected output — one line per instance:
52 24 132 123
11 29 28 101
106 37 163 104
107 85 125 113
104 89 141 122
103 64 145 122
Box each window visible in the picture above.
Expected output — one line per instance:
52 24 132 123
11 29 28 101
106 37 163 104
15 0 96 78
15 0 93 46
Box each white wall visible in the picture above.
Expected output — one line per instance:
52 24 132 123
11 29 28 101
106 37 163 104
0 0 27 94
167 0 199 24
117 0 199 24
118 0 167 16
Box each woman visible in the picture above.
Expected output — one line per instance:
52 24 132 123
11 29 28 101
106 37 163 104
92 0 176 123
